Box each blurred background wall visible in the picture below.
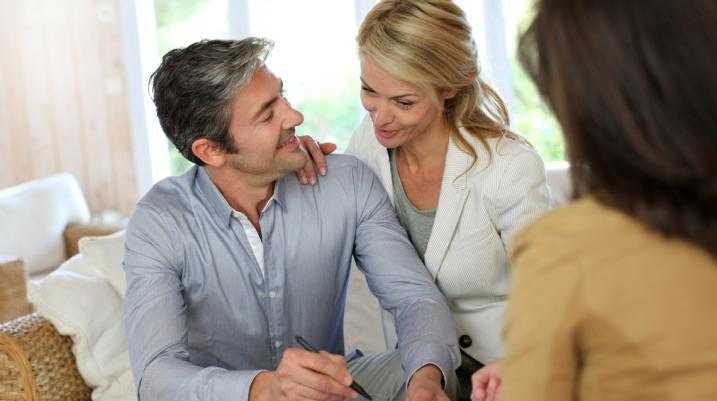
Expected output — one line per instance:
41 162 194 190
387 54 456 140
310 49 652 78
0 0 138 214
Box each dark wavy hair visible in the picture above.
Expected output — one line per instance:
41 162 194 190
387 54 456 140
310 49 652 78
149 38 272 165
519 0 717 257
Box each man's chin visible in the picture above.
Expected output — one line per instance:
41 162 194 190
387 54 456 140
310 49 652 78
276 152 309 176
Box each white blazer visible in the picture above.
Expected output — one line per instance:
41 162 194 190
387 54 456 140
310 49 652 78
346 115 551 363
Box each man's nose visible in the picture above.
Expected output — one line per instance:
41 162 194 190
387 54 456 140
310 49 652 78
284 103 304 128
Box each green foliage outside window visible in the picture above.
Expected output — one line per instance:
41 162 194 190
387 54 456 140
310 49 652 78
155 0 210 175
508 0 565 161
511 63 565 161
155 0 205 55
169 146 194 176
293 82 364 152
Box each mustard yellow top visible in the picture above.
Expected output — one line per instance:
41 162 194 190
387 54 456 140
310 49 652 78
503 197 717 401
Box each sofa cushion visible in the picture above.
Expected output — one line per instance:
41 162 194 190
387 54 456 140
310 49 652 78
79 230 127 297
0 173 90 274
26 254 135 401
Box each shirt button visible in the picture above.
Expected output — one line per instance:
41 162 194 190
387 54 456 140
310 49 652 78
269 291 276 298
275 340 282 348
459 334 472 348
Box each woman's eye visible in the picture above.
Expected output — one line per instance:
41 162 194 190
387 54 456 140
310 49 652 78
262 111 273 122
397 101 414 107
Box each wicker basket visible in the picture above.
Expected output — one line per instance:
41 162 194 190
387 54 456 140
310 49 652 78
0 314 91 401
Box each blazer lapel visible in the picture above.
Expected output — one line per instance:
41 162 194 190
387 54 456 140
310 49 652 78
424 136 473 279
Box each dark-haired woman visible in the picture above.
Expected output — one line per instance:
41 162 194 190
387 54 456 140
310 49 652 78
476 0 717 400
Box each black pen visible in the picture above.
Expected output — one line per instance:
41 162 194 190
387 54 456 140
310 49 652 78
294 335 373 400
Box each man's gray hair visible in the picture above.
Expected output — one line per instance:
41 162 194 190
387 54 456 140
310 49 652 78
150 38 273 165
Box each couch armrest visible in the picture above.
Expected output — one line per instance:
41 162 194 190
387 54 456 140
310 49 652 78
0 313 91 401
63 223 121 258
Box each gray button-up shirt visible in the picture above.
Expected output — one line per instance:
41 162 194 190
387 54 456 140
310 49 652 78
123 155 459 401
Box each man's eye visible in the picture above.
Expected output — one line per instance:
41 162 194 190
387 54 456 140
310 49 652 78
397 101 414 107
262 111 273 122
361 86 374 93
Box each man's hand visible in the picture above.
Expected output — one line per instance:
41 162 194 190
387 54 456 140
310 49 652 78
250 348 358 401
296 135 337 185
407 365 450 401
470 362 502 401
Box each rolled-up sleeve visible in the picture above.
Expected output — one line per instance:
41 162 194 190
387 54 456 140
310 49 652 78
123 204 264 401
349 159 461 384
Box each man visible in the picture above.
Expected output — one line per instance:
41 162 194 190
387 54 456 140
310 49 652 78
123 38 460 401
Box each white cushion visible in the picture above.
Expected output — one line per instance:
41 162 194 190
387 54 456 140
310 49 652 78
26 255 136 401
0 173 90 274
79 231 127 298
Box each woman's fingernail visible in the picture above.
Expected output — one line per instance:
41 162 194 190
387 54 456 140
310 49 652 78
320 168 326 176
310 177 316 185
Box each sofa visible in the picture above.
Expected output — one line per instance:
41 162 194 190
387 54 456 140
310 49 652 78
0 163 573 401
0 173 122 324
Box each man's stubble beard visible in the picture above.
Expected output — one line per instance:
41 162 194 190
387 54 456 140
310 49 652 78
227 147 307 182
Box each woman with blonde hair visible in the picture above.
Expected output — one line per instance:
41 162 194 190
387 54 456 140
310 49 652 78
300 1 550 399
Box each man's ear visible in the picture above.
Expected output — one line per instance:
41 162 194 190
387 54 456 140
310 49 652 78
191 138 226 167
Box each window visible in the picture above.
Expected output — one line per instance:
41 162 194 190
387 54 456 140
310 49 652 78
247 0 365 154
149 0 564 176
155 0 229 55
503 0 565 161
153 0 368 175
154 0 230 175
455 0 565 161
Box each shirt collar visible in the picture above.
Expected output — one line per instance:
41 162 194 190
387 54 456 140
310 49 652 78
194 166 286 229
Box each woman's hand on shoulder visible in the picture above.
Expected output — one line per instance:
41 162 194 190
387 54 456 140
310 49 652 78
296 135 337 185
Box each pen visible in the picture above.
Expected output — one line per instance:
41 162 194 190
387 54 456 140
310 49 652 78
294 335 373 400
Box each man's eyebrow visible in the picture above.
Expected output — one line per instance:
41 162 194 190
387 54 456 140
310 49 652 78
360 78 417 100
251 79 283 121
